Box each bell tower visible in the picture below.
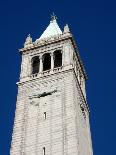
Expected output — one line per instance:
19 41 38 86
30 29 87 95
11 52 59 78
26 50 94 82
10 16 93 155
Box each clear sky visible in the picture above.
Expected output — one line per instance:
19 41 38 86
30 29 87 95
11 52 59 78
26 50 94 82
0 0 116 154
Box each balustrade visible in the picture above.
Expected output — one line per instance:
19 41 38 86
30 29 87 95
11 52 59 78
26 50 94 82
31 50 62 78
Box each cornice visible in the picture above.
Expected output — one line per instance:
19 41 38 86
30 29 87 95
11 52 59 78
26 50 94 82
19 33 72 53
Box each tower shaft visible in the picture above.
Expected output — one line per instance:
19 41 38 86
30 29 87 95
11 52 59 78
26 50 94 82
10 18 93 155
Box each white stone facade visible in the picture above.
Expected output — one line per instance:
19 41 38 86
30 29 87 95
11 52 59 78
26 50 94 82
10 18 93 155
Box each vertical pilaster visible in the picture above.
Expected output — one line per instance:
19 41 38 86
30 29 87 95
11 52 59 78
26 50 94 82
63 42 71 66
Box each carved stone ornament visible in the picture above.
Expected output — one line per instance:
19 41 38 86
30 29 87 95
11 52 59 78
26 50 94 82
63 24 70 33
24 34 33 48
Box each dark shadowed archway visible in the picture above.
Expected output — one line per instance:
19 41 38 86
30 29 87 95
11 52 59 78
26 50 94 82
54 50 62 68
43 53 51 71
32 56 39 74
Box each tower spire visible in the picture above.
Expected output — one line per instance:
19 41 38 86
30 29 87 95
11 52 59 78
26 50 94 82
51 12 57 21
36 13 62 41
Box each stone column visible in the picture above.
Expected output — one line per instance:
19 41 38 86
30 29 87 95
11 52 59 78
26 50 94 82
39 54 43 73
51 52 54 71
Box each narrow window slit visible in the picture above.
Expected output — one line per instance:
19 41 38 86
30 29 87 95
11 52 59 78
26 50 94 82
44 112 46 119
43 147 45 155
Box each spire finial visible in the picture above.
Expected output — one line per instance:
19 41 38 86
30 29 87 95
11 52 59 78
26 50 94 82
51 12 57 21
28 34 31 37
24 34 33 47
63 24 70 33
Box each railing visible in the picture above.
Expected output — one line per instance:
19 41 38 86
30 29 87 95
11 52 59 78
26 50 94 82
42 69 51 76
30 73 38 78
53 66 62 72
30 66 63 79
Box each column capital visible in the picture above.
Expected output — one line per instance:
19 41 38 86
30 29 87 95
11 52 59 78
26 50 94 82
50 51 54 56
39 54 43 59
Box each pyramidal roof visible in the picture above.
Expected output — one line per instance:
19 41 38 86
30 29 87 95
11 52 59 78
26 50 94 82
38 17 62 40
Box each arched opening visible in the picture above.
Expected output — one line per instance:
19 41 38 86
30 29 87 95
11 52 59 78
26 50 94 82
54 50 62 68
32 56 39 74
43 53 51 71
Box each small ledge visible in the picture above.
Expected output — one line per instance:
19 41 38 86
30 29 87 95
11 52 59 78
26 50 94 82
17 65 73 85
30 66 63 79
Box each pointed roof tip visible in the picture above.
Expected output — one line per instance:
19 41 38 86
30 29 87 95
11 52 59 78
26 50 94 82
38 14 62 40
50 12 57 22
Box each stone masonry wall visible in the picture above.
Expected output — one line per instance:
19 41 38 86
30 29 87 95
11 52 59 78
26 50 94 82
10 70 79 155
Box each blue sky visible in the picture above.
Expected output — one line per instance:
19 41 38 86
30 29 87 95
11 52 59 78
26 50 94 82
0 0 116 154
